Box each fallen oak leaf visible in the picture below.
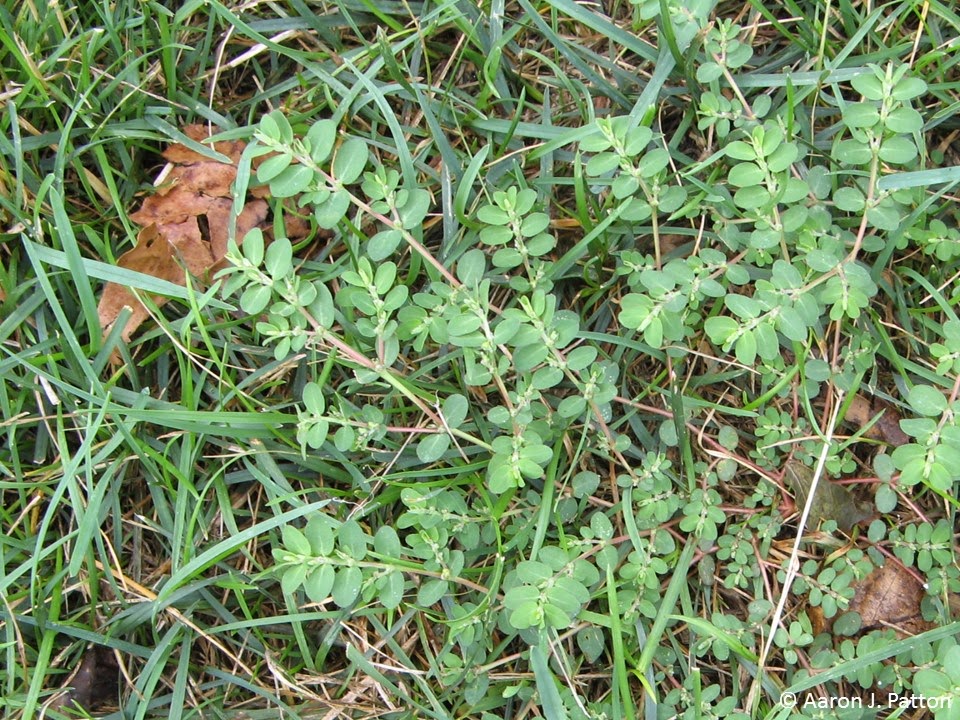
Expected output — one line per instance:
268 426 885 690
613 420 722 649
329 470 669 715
161 123 247 165
97 125 268 342
128 189 267 264
153 161 239 200
97 224 203 340
99 200 268 341
157 123 269 199
845 395 909 447
847 560 931 637
782 459 873 533
810 558 934 639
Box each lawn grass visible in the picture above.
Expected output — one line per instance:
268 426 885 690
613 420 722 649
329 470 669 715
3 0 960 718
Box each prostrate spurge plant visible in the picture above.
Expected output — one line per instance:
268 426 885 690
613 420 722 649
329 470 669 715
212 26 960 720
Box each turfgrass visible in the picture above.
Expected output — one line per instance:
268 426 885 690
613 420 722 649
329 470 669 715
3 0 960 718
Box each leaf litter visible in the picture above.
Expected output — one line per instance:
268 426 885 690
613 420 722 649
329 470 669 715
97 124 270 342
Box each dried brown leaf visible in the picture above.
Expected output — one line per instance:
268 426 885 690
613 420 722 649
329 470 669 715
161 123 246 165
848 561 931 637
845 395 908 447
97 125 268 342
782 460 872 532
161 162 239 199
871 398 909 447
98 224 209 340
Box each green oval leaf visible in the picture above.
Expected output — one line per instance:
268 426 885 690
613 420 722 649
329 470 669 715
332 138 369 184
332 566 363 607
908 385 947 416
417 433 450 463
303 565 335 603
270 164 314 197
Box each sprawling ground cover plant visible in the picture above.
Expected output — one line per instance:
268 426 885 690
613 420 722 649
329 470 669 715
3 0 960 718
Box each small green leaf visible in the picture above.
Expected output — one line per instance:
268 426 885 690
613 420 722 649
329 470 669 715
767 143 799 172
542 603 571 629
805 248 841 272
373 261 397 295
240 284 271 315
725 293 760 319
334 425 356 451
398 188 431 228
304 516 336 555
623 126 653 154
532 365 563 389
565 346 597 371
265 238 293 279
282 525 312 556
586 152 620 176
725 140 756 161
734 329 757 365
885 106 923 133
259 111 290 141
417 578 448 606
314 191 351 229
867 203 901 231
618 293 653 329
704 315 739 345
891 75 926 102
557 395 587 418
834 186 865 212
456 249 486 285
476 204 510 225
879 136 918 164
696 61 723 83
612 174 639 199
305 119 337 164
835 139 873 165
733 185 771 209
270 164 314 198
332 138 369 184
508 601 543 630
303 565 335 603
367 229 403 261
374 525 403 558
281 563 308 595
842 102 880 129
777 306 808 342
851 72 884 101
302 382 325 413
309 282 335 327
638 148 670 177
520 212 550 237
241 228 265 265
417 433 450 463
754 322 780 360
257 152 294 183
332 566 363 607
300 420 328 450
480 225 513 245
590 511 613 540
908 385 948 416
378 570 405 610
339 520 369 560
442 394 469 428
728 162 765 187
875 484 897 513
